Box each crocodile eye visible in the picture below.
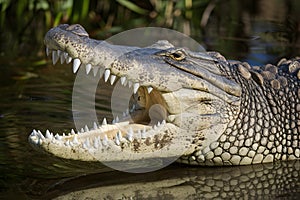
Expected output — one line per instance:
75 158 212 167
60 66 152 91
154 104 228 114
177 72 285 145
170 50 185 61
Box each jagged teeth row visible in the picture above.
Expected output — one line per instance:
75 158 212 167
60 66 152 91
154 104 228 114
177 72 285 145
29 118 166 149
46 48 153 94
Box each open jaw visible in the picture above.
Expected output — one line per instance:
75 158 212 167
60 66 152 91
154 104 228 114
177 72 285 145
28 48 196 165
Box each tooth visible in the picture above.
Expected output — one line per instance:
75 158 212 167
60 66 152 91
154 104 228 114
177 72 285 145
52 51 59 65
63 52 69 60
73 135 79 144
115 116 119 123
31 129 37 136
94 137 99 148
46 47 50 56
102 118 107 125
66 56 72 64
73 58 81 73
157 121 161 126
93 122 98 130
128 81 133 88
153 125 157 130
55 134 62 140
102 135 108 146
84 125 89 132
37 130 45 140
45 130 52 139
71 129 76 135
147 87 153 94
126 109 129 115
84 138 90 148
117 130 122 140
127 128 133 142
133 83 140 94
115 136 120 146
57 50 62 57
86 64 92 74
141 130 146 139
120 77 126 85
162 120 166 125
65 140 70 146
112 119 115 124
80 128 84 133
122 112 127 117
93 67 98 76
110 75 116 85
104 69 110 82
60 54 66 64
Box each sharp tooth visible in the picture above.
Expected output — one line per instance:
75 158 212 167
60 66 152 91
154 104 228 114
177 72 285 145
157 121 161 126
55 134 62 140
115 136 120 146
31 130 37 136
120 77 126 85
127 128 133 142
104 69 110 82
45 130 52 139
141 130 146 139
66 56 72 64
162 120 166 125
80 128 84 133
122 112 127 117
65 140 70 146
93 122 98 130
128 81 133 88
147 87 153 94
37 130 45 140
84 138 90 148
102 118 107 125
71 129 76 135
126 109 129 115
102 135 108 146
92 67 98 76
73 58 81 73
94 137 99 148
115 116 119 123
117 130 123 140
46 47 50 56
60 54 66 64
110 75 116 85
73 135 79 144
86 64 92 74
63 52 69 60
133 83 140 94
84 125 89 132
52 51 59 65
153 125 157 130
57 50 62 57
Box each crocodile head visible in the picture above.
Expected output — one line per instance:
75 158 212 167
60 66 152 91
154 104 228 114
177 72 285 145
29 24 243 168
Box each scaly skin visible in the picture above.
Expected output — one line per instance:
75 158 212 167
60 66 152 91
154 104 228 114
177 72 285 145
28 24 300 166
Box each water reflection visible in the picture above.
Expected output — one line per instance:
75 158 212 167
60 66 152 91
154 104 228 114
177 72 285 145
29 161 300 199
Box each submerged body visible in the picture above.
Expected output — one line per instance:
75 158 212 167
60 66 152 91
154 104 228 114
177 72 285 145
29 24 300 166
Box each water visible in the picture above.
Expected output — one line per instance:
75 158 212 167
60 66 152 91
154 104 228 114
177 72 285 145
1 2 300 199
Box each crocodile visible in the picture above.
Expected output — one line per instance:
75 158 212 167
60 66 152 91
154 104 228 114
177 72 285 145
28 24 300 167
